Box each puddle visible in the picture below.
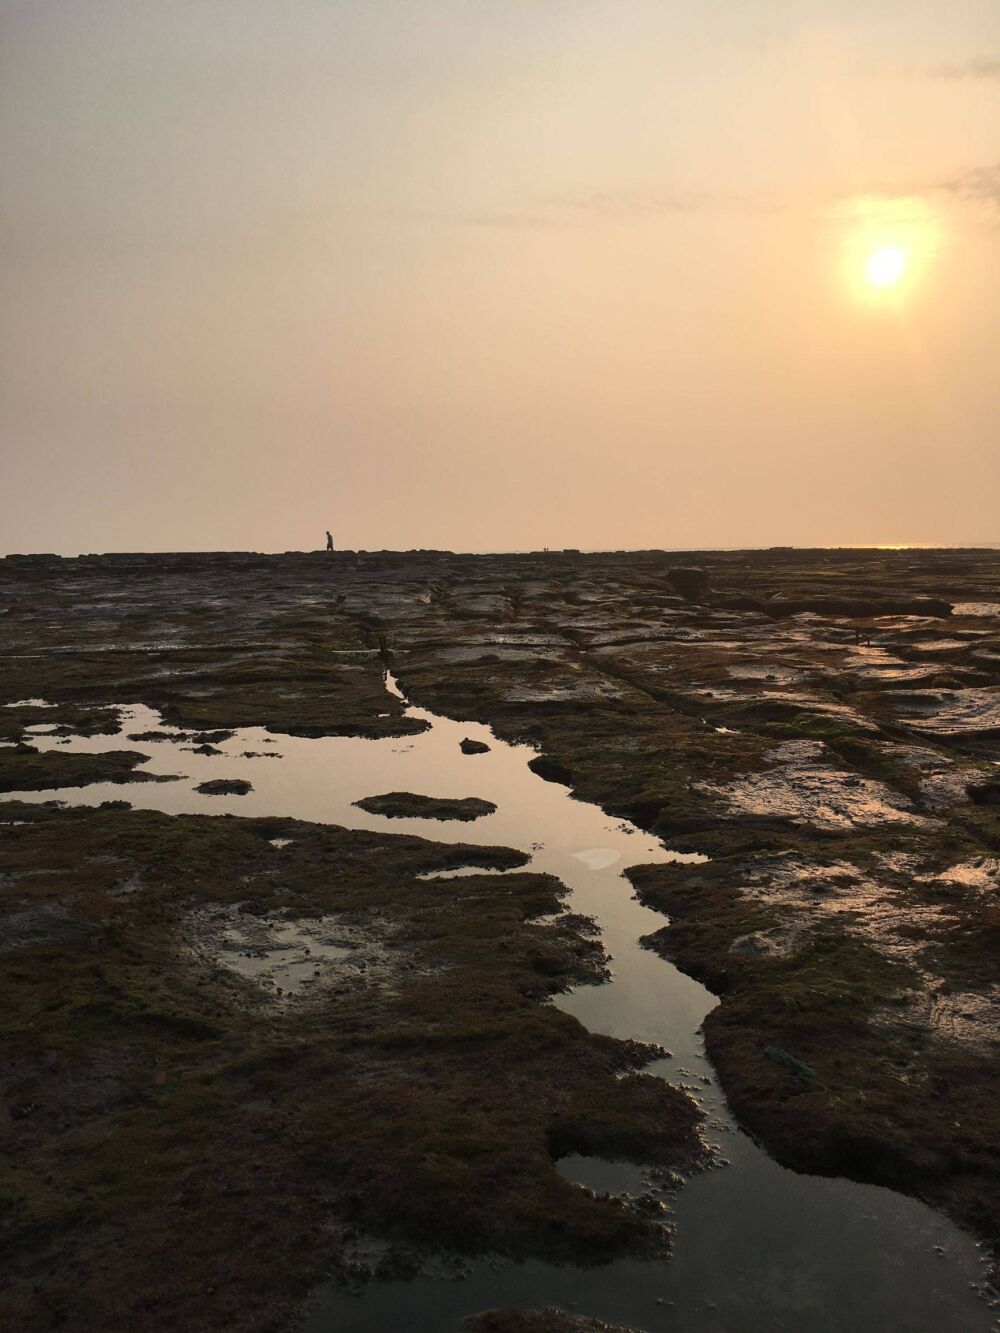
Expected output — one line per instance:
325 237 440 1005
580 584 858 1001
3 681 994 1330
217 914 353 994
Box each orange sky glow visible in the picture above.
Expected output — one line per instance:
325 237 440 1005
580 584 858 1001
2 2 998 553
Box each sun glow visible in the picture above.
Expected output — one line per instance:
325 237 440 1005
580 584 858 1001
836 195 941 304
866 244 908 286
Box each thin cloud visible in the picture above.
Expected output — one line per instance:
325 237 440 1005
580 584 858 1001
441 186 795 230
924 58 1000 80
857 164 1000 209
536 187 723 216
431 163 1000 234
941 162 1000 205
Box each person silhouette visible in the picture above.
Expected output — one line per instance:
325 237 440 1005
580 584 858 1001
325 531 334 551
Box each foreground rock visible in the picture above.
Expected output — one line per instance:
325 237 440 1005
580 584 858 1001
0 801 704 1331
3 544 1000 1315
628 848 1000 1240
465 1310 639 1332
354 791 497 820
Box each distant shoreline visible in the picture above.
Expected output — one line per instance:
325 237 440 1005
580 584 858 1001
3 544 1000 560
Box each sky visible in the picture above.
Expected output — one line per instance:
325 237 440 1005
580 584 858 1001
1 1 998 554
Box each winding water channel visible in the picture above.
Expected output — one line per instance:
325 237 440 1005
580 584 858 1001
10 678 995 1331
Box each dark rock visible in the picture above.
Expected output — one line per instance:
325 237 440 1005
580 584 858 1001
353 791 496 821
763 594 952 619
0 748 155 792
464 1311 638 1332
195 779 252 796
967 777 1000 805
528 756 573 787
460 738 491 755
763 1044 820 1086
667 566 711 600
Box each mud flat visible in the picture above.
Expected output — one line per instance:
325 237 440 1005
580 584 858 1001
2 546 1000 1329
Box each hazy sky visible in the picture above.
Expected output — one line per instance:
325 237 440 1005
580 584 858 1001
2 1 998 554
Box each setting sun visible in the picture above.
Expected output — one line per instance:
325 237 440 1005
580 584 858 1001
836 195 942 304
866 244 908 286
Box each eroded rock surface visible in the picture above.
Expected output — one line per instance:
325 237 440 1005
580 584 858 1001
3 545 1000 1322
465 1310 639 1332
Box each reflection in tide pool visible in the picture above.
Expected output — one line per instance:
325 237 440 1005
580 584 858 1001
9 681 994 1332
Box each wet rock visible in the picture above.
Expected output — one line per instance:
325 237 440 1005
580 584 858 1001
237 897 270 916
195 778 253 796
0 747 156 792
967 777 1000 805
464 1308 640 1332
460 737 491 755
0 905 95 952
667 566 711 600
877 687 1000 739
528 756 573 786
763 1045 820 1086
729 926 805 959
353 791 496 821
0 798 704 1329
699 739 924 831
765 594 952 619
4 540 1000 1325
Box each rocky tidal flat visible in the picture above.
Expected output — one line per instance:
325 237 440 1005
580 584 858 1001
2 546 1000 1331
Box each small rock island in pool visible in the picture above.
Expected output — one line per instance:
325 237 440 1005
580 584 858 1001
354 790 497 820
460 737 491 754
196 778 253 796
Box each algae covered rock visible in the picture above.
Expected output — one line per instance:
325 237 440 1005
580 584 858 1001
460 737 491 755
195 778 253 796
354 790 496 820
464 1310 640 1332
